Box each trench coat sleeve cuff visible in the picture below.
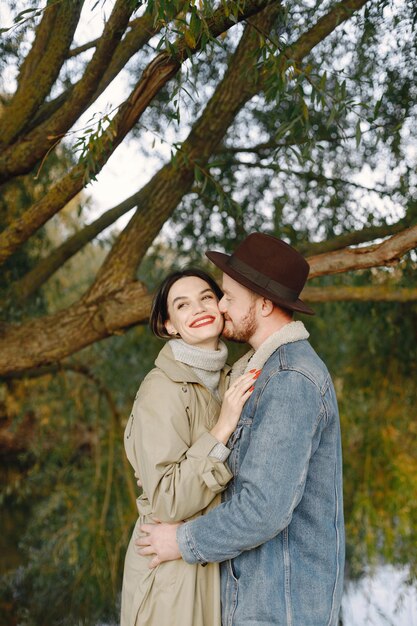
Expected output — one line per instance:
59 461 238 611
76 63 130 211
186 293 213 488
177 521 205 564
187 432 232 491
208 442 230 462
187 431 225 457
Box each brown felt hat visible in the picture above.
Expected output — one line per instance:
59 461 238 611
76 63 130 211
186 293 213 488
206 232 314 315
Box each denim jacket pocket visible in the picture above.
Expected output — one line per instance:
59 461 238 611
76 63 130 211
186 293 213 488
228 424 244 449
228 418 253 449
227 419 253 477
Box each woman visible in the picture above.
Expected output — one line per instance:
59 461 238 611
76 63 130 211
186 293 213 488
121 269 256 626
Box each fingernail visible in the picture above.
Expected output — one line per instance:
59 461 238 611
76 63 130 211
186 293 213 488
253 372 261 379
249 386 255 392
249 369 256 373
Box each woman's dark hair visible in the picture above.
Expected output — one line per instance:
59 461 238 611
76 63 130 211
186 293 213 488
150 268 223 340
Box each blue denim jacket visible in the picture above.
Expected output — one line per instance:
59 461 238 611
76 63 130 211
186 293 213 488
178 337 345 625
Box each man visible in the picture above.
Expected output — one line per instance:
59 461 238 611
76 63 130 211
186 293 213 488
137 233 345 626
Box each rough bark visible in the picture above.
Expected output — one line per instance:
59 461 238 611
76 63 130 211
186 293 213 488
308 224 417 277
0 0 136 183
25 8 167 134
0 0 84 146
0 282 153 377
17 143 408 303
5 0 406 379
8 3 281 303
13 0 375 301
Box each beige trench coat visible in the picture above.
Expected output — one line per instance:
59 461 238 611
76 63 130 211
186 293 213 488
121 342 232 626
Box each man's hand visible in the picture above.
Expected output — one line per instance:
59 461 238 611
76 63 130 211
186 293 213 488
136 522 182 569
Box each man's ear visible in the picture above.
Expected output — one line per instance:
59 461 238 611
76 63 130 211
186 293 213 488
165 320 177 336
260 298 275 317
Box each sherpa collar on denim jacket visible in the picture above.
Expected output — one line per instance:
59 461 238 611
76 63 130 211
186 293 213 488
230 320 309 383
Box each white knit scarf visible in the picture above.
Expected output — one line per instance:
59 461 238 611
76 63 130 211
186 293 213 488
170 339 228 397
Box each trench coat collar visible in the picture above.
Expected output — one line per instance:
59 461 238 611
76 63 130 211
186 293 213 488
155 341 231 385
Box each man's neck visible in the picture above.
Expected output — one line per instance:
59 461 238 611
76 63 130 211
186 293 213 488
249 314 293 351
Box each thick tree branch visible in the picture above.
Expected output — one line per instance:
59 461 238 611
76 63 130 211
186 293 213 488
0 0 370 276
11 192 142 302
299 215 415 256
307 224 417 277
0 0 389 378
0 282 152 378
0 4 281 375
0 0 136 183
0 0 275 267
15 1 63 90
11 200 414 306
1 224 415 377
26 7 167 134
68 38 100 59
0 1 84 147
281 0 369 65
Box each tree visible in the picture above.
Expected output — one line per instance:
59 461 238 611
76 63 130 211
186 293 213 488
0 0 416 379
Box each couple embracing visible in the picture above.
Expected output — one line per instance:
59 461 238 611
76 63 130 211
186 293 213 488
121 233 345 626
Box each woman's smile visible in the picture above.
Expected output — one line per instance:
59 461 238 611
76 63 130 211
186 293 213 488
189 315 216 328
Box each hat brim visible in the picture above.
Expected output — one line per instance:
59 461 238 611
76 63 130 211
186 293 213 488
206 250 315 316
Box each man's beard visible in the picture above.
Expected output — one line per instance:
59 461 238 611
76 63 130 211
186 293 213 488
222 303 257 343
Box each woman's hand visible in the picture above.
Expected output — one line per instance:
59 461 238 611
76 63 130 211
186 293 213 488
210 370 260 444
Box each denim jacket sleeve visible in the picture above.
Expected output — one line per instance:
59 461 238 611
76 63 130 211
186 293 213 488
177 369 325 563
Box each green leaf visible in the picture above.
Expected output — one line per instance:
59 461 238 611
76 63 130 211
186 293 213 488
14 8 39 23
355 120 362 147
301 99 309 122
373 97 383 119
194 165 203 183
